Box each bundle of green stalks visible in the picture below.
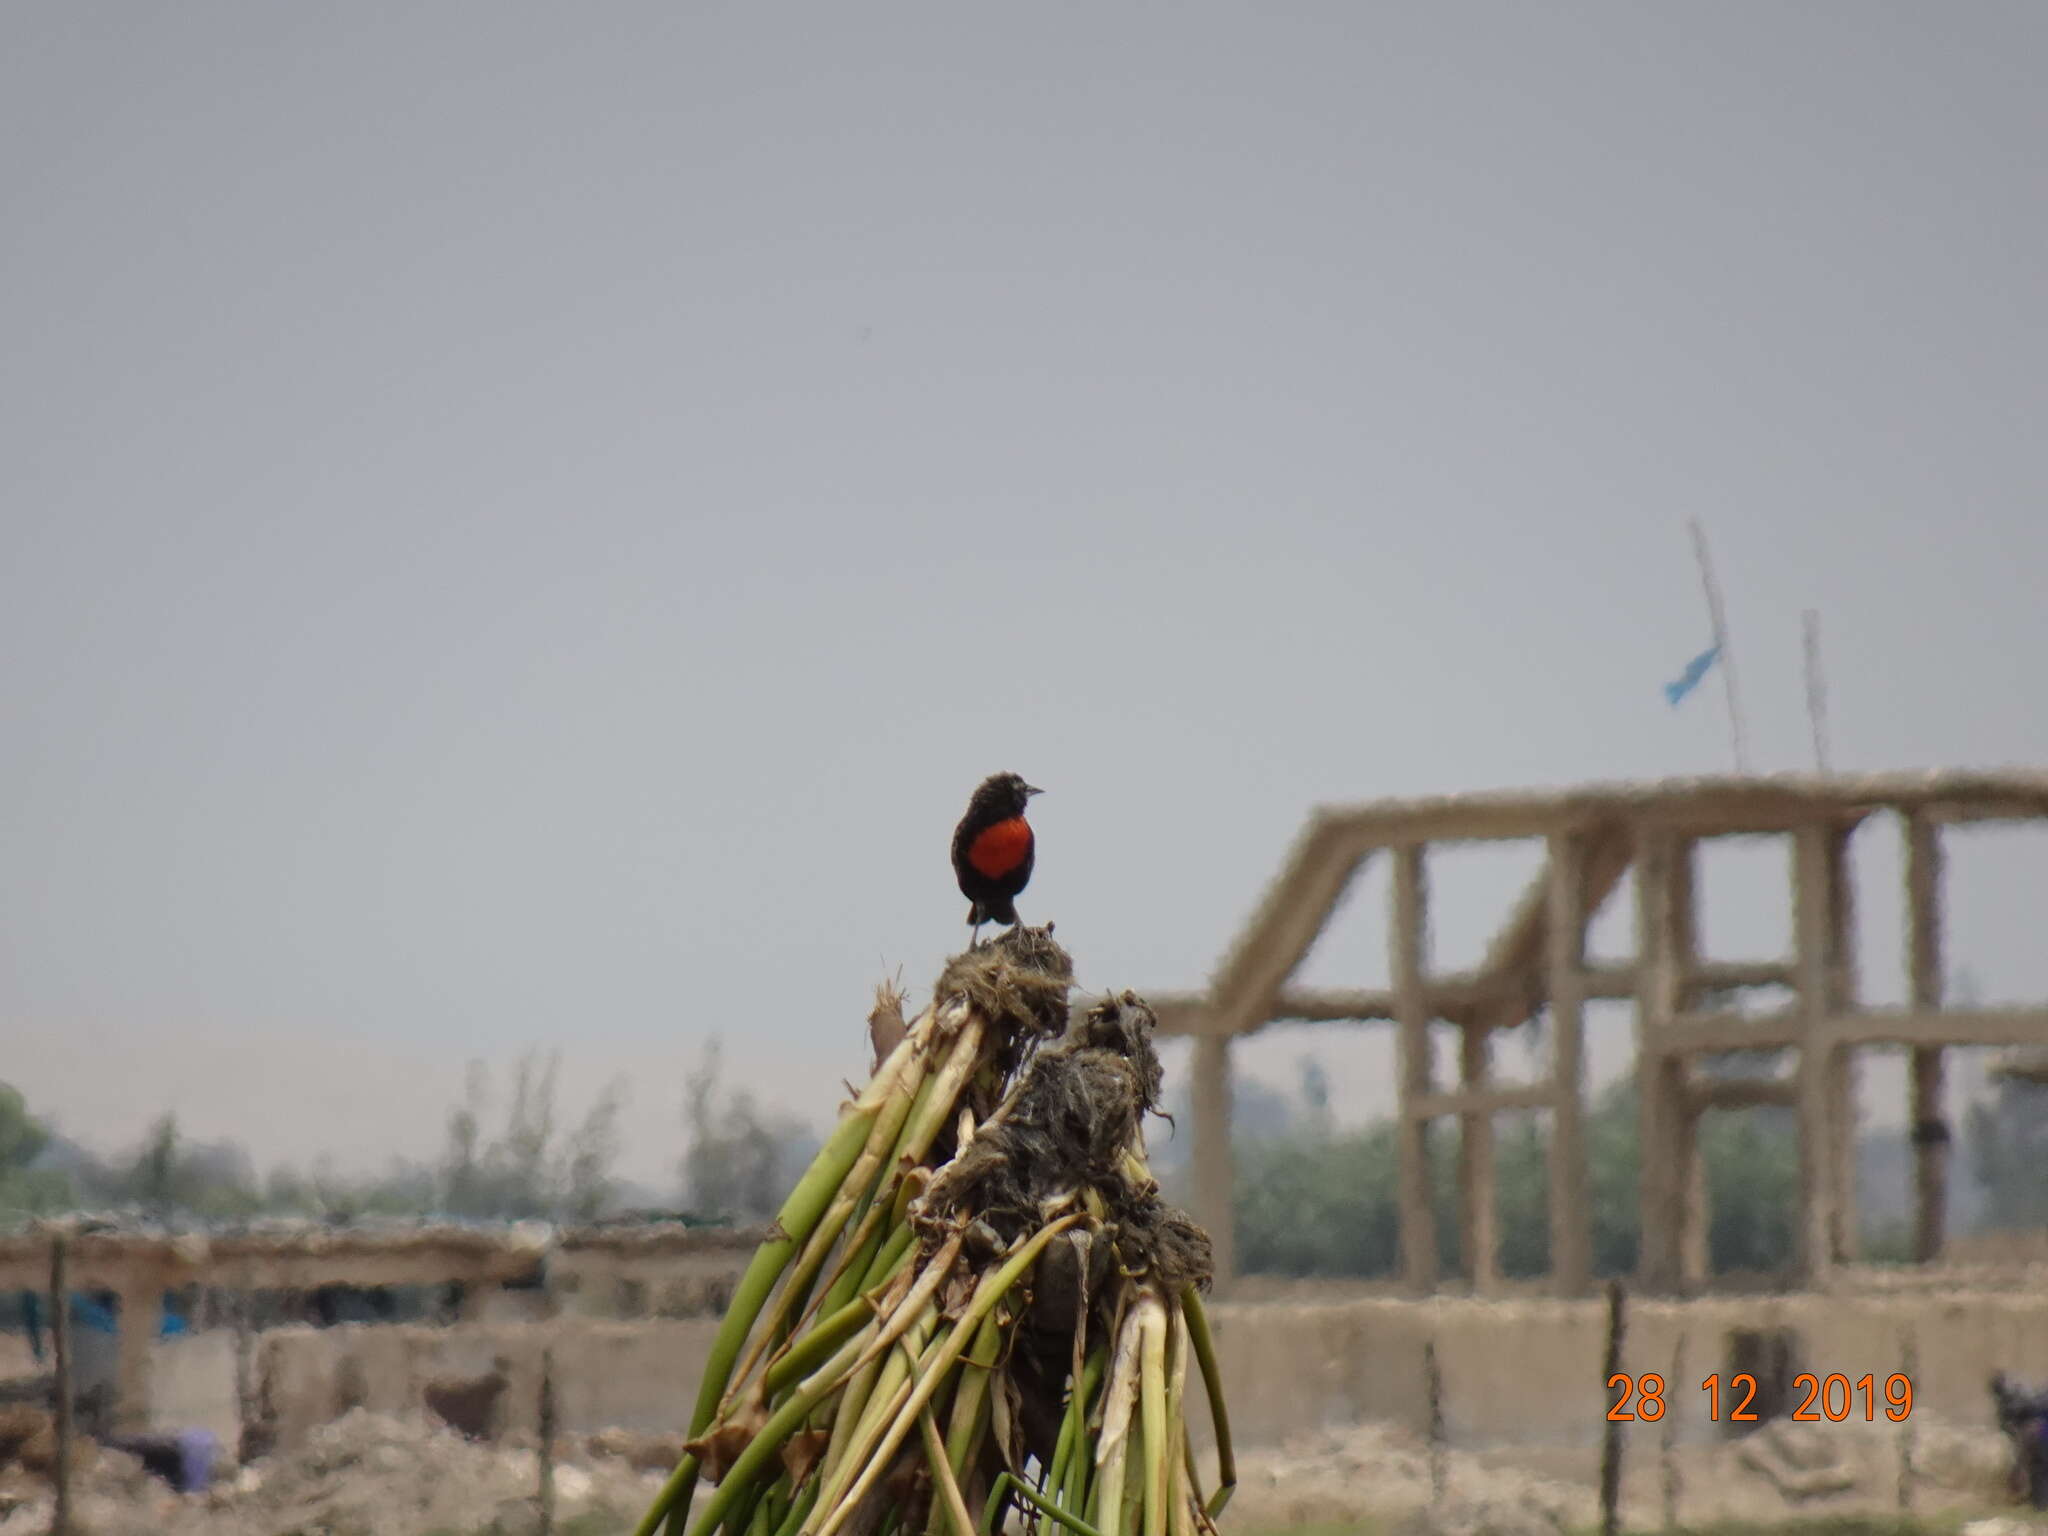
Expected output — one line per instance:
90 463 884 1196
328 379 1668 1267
632 926 1236 1536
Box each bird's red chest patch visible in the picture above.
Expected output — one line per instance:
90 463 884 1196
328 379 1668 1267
967 817 1033 879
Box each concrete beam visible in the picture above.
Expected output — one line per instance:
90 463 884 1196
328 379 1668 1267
1547 830 1593 1298
1906 812 1948 1265
1392 843 1437 1295
1793 823 1840 1289
1190 1034 1235 1290
1686 1076 1798 1111
1408 1084 1558 1120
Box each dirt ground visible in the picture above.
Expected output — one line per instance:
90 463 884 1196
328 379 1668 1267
0 1408 2042 1536
0 1409 674 1536
1222 1415 2042 1536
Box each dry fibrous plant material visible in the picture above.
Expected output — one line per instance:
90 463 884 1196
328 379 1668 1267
632 927 1235 1536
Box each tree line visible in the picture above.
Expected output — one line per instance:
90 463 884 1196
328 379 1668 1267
0 1036 817 1230
1155 1049 2046 1280
5 1037 2040 1256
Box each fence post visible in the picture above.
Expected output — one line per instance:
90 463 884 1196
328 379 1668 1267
1425 1336 1446 1519
50 1232 74 1536
1661 1330 1683 1531
1600 1279 1628 1536
538 1345 557 1536
1897 1325 1917 1514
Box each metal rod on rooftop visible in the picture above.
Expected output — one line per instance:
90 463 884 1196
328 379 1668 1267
1804 608 1832 774
1689 517 1750 774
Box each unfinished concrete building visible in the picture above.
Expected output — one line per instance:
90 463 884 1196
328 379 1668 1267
1150 770 2048 1297
0 1221 759 1433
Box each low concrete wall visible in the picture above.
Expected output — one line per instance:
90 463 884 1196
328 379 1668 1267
1198 1288 2048 1455
253 1317 721 1448
121 1285 2048 1460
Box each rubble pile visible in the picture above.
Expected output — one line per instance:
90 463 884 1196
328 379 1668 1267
0 1408 668 1536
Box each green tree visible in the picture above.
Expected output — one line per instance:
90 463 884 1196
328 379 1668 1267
0 1082 74 1218
564 1079 626 1223
438 1052 627 1221
681 1038 816 1223
1228 1065 1802 1280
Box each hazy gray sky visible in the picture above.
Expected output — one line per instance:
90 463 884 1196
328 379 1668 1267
6 5 2046 1191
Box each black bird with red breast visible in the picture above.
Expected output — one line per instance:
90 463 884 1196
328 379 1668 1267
951 772 1042 946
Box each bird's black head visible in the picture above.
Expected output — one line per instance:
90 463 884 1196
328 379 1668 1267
973 771 1042 819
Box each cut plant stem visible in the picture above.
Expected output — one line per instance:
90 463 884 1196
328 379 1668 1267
733 1029 936 1395
670 1322 878 1536
1164 1307 1193 1536
1050 1344 1107 1515
808 1215 1080 1536
847 1231 963 1377
981 1473 1105 1536
762 1295 881 1398
1089 1305 1145 1536
684 1102 883 1448
1137 1294 1170 1536
821 1304 934 1500
926 1309 1004 1536
920 1404 976 1536
1179 1285 1234 1519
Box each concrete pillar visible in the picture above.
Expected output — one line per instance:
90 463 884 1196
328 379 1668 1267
1634 830 1695 1294
1546 831 1593 1298
1826 824 1861 1263
1793 822 1840 1288
1678 1105 1710 1289
113 1279 163 1433
1905 811 1948 1263
1392 842 1438 1294
1457 1024 1499 1293
1190 1032 1236 1290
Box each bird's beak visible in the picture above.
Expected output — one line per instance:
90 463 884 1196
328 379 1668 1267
1023 784 1043 798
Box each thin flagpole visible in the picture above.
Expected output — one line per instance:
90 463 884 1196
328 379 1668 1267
1803 609 1831 774
1688 519 1750 774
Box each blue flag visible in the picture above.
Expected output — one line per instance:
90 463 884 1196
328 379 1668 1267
1664 644 1721 707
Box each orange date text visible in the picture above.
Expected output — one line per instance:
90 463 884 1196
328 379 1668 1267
1606 1373 1914 1422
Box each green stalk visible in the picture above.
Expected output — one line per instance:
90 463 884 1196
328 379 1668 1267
1089 1307 1145 1536
1048 1398 1077 1507
925 1309 1003 1536
807 1056 944 1324
1177 1286 1233 1520
1122 1408 1146 1536
764 1296 880 1398
1163 1306 1192 1536
734 1042 932 1396
1063 1344 1110 1516
686 1105 880 1438
816 1308 934 1512
891 1015 985 1167
772 1480 820 1536
843 1296 936 1445
921 1404 976 1536
1138 1298 1169 1536
659 1323 875 1536
846 1232 962 1379
981 1472 1105 1536
726 1479 769 1536
810 1215 1081 1536
815 1217 891 1323
651 1105 885 1536
821 1354 882 1490
791 1005 984 1351
645 1453 700 1536
1049 1344 1106 1513
861 1213 918 1289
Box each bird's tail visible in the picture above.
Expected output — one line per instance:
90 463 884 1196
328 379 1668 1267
969 895 1020 928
